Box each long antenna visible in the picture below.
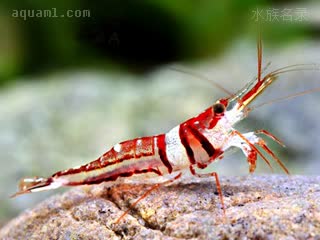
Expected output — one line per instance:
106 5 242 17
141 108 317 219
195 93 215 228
169 66 234 97
249 86 320 111
257 30 262 82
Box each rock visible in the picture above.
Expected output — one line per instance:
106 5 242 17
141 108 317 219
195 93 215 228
1 175 319 239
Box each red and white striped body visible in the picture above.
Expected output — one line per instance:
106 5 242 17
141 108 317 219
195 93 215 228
13 37 294 197
15 98 263 195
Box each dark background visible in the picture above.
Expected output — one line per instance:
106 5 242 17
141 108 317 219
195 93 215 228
0 0 317 83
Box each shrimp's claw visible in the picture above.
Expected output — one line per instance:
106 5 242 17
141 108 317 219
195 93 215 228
11 177 60 198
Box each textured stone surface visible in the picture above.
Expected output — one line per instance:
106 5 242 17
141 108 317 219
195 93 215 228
1 175 319 239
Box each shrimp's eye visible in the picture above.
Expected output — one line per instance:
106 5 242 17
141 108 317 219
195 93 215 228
213 103 225 114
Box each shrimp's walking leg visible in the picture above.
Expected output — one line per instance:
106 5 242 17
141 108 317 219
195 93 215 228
232 130 289 174
190 166 225 216
255 129 285 147
115 172 182 224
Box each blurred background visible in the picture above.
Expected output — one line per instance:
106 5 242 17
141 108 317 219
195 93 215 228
0 0 319 226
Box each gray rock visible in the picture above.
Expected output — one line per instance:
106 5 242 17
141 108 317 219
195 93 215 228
1 175 319 239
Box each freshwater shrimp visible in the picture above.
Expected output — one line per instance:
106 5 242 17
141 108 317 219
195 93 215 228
12 37 318 223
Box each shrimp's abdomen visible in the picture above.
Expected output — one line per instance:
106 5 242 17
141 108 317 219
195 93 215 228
52 135 172 186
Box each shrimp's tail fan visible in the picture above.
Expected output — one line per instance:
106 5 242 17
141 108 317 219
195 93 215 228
11 176 61 197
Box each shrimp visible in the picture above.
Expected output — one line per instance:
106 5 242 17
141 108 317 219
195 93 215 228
12 36 318 223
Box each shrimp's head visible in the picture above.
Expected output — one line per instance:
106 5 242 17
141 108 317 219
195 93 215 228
217 75 278 128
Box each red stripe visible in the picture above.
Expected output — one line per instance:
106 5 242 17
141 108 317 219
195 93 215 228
187 124 216 157
134 137 155 158
66 168 162 186
179 123 196 165
53 137 157 178
157 134 173 173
